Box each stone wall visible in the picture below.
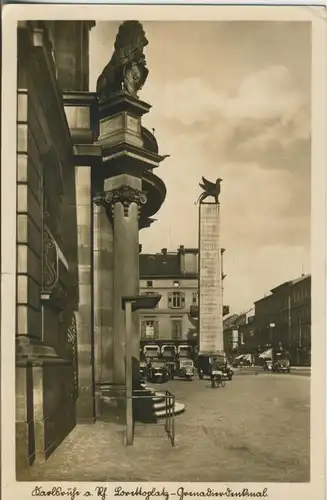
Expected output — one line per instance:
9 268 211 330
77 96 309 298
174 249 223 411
16 22 80 474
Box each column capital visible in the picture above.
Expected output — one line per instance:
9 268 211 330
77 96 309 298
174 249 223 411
94 184 147 217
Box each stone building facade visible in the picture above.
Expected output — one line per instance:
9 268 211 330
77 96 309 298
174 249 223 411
16 20 168 473
254 274 311 365
139 247 199 342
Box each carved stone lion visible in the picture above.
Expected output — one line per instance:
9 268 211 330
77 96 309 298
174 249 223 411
96 21 149 103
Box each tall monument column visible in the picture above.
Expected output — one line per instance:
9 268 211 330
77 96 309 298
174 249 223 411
197 177 224 353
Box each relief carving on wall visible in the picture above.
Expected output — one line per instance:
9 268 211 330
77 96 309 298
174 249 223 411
67 312 78 400
41 224 69 311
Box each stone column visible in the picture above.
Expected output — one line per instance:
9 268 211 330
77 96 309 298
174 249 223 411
75 165 95 422
94 174 147 387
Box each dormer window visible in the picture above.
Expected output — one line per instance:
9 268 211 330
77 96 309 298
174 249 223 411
173 281 180 288
147 280 153 287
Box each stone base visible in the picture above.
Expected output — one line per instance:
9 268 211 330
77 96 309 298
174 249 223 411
95 383 126 424
16 343 77 476
95 383 156 424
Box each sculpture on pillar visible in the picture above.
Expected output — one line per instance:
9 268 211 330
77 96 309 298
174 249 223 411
96 21 149 103
195 177 223 205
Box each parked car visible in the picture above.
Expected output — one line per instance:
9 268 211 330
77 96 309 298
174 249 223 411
174 358 195 380
263 360 273 371
272 358 290 373
148 360 170 383
225 362 234 380
140 361 149 383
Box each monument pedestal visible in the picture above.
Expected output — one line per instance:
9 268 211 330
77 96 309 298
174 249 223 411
198 202 224 353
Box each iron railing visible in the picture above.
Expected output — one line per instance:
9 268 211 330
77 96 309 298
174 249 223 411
128 391 175 447
164 390 175 446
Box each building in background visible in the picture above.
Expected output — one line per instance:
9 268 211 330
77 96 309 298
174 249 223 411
223 310 254 356
254 274 311 365
139 246 199 344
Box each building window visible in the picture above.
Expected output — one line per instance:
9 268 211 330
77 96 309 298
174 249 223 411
168 292 185 309
192 292 198 305
173 281 180 288
141 319 159 339
147 280 153 287
171 318 183 340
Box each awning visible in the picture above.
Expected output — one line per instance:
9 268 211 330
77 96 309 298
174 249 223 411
259 348 273 359
234 354 244 360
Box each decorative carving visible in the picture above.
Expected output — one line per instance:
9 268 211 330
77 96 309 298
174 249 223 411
67 313 78 400
43 227 59 289
94 185 147 217
96 21 149 102
195 177 223 205
41 225 69 311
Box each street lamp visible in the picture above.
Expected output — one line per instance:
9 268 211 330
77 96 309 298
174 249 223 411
269 323 275 346
121 293 162 446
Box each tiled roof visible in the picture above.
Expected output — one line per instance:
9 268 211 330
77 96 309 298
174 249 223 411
140 253 182 277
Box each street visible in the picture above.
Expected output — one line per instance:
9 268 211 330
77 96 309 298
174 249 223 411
19 370 310 483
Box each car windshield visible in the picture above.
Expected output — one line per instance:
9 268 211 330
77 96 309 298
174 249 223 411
181 360 193 366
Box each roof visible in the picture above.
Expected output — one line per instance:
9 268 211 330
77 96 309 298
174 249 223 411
254 273 311 303
140 253 181 277
140 247 199 278
291 274 311 285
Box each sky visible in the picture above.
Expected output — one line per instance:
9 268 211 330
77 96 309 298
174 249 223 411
90 21 311 313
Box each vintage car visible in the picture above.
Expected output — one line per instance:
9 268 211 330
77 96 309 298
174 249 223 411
263 360 273 371
198 352 230 381
161 344 177 375
174 358 195 380
148 360 170 383
225 362 234 380
272 358 291 373
140 360 149 383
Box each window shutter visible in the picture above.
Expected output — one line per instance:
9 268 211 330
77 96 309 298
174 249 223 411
181 293 186 308
141 321 146 339
168 293 172 309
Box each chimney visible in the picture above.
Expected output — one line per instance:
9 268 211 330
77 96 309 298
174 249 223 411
161 248 167 255
179 245 185 273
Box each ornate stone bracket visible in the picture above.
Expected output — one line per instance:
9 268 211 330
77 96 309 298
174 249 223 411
41 225 70 311
94 184 147 218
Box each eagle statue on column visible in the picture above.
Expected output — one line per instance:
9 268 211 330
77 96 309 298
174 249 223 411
195 177 223 205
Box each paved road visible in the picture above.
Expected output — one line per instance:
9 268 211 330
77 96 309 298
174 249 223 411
235 366 311 377
19 371 310 483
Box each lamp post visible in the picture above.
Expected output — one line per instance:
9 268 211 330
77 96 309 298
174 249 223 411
121 293 162 445
269 322 275 346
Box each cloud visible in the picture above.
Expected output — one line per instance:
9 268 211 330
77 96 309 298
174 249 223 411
144 65 308 129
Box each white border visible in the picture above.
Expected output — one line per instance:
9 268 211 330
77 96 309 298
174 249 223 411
1 4 326 500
